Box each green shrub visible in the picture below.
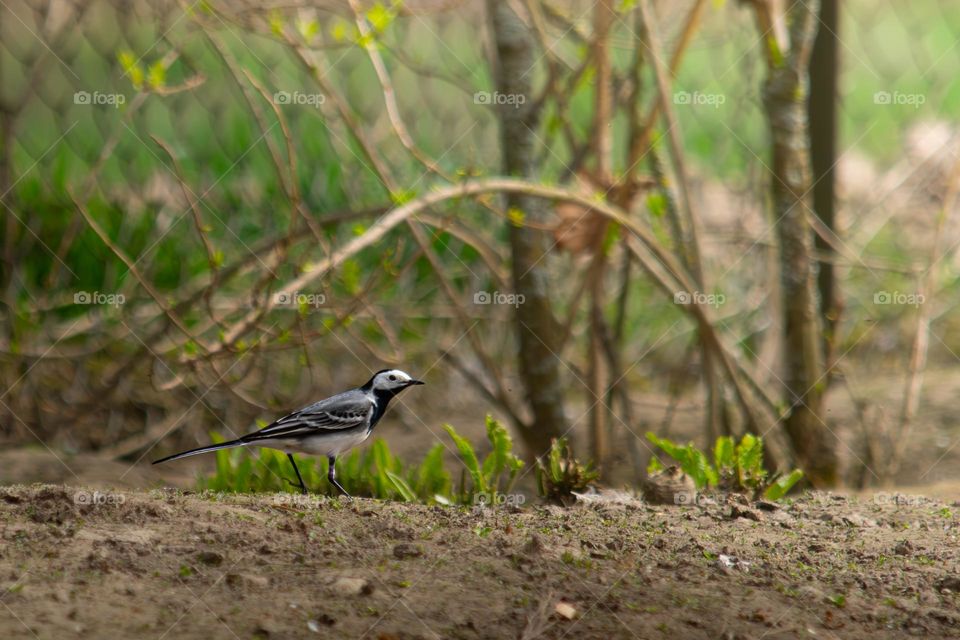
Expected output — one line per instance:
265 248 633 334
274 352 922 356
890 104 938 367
646 432 803 500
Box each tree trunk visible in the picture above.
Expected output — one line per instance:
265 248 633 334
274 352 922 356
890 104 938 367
808 0 840 367
488 0 568 456
759 0 838 486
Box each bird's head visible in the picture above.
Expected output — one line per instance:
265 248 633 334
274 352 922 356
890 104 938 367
363 369 425 394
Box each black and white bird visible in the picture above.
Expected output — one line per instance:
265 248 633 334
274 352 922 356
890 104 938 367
153 369 424 496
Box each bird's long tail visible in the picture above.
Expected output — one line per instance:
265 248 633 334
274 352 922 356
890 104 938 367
152 439 246 465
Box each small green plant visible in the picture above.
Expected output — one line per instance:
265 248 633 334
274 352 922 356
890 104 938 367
443 415 524 504
535 437 599 505
645 432 803 501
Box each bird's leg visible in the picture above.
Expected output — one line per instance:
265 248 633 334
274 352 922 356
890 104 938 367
327 455 350 497
287 453 308 495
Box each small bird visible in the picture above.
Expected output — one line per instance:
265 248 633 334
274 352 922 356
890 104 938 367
153 369 424 496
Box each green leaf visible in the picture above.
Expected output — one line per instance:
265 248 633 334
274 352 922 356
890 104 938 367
209 432 230 486
130 67 144 90
417 443 451 499
736 434 765 486
390 189 416 205
331 20 351 42
481 415 510 484
713 436 735 471
764 469 803 501
340 259 361 295
444 423 486 495
371 438 393 497
689 447 717 487
147 60 166 89
366 2 395 33
118 50 137 73
118 50 145 90
386 470 416 502
296 17 319 41
646 193 667 218
646 432 686 464
268 10 284 36
601 222 620 254
647 456 664 474
235 455 252 492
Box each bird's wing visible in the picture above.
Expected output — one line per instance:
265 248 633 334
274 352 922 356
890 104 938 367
241 391 374 442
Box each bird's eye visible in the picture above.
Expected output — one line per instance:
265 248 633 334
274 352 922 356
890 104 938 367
389 375 397 381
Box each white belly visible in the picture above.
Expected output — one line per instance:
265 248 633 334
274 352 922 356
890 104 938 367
251 429 372 457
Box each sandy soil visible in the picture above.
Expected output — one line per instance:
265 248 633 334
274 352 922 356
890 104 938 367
1 485 959 639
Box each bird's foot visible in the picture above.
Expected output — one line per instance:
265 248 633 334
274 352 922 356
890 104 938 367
330 479 351 499
286 478 308 495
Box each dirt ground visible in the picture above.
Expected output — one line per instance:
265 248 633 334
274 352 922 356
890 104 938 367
1 485 959 639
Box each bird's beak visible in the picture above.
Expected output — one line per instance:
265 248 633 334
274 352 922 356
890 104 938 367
408 379 425 386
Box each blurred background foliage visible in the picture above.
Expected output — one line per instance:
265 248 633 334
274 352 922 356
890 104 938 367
3 0 960 492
